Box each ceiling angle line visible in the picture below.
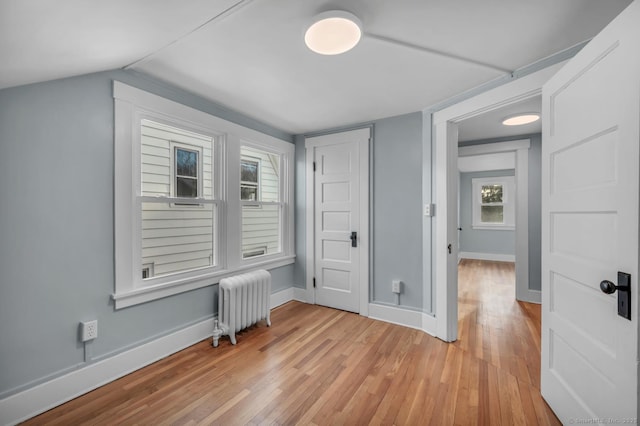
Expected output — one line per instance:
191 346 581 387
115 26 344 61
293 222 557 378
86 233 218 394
123 0 257 70
364 32 512 75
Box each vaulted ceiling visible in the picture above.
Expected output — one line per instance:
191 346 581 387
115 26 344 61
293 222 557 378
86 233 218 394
0 0 632 134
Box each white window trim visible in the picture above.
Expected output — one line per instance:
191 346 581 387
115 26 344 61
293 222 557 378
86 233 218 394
113 81 295 309
471 176 515 230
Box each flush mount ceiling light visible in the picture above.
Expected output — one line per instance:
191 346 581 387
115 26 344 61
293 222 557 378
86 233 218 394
502 113 540 126
304 11 362 55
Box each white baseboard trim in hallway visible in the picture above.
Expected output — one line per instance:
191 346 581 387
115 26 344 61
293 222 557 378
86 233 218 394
459 251 516 262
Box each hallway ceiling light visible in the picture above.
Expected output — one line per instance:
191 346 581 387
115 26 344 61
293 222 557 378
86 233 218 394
304 11 362 55
502 113 540 126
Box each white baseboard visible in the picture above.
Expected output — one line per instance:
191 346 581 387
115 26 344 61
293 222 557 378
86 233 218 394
368 303 436 337
517 288 541 304
270 287 308 309
421 313 437 336
292 287 309 303
3 286 308 426
459 251 515 262
0 317 215 426
270 287 294 308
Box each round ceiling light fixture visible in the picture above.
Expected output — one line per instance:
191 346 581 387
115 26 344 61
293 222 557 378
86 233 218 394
502 113 540 126
304 11 362 55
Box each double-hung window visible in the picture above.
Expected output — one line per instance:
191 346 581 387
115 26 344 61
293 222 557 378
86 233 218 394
140 120 217 280
240 146 282 259
113 82 294 308
471 176 515 230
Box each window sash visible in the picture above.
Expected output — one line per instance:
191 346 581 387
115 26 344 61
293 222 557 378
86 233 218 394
241 202 282 259
137 197 220 283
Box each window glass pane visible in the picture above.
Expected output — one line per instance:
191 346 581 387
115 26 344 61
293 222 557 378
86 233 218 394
241 160 258 183
240 146 280 202
481 184 503 204
141 202 215 278
176 177 198 198
141 119 213 199
242 205 281 258
481 205 504 223
176 149 198 177
241 185 258 201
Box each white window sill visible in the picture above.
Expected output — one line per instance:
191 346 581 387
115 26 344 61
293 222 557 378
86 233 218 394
112 255 295 309
471 225 515 231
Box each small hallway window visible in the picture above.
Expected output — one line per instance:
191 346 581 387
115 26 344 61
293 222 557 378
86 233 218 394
472 176 515 230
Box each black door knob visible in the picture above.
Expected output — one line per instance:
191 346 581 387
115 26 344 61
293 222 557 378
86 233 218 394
600 273 632 321
600 280 617 294
600 278 630 294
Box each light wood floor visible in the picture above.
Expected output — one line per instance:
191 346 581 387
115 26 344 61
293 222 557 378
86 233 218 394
26 259 559 425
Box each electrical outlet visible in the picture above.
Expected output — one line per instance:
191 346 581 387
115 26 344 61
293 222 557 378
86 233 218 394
392 280 402 294
81 320 98 342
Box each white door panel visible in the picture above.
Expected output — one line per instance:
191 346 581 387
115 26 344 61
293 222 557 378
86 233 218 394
306 128 370 314
541 1 639 421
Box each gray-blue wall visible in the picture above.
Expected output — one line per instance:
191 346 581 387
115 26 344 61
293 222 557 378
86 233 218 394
0 70 295 397
459 169 516 255
294 112 425 310
373 113 424 308
459 133 542 291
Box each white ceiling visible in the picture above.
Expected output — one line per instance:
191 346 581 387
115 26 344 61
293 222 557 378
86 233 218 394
0 0 632 135
458 96 542 142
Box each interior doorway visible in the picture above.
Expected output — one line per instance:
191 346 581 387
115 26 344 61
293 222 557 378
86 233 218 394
432 64 563 342
456 135 535 302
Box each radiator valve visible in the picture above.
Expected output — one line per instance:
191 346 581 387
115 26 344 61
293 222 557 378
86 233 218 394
212 319 223 348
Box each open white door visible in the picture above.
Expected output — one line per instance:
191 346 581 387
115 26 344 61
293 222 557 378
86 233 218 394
541 1 640 422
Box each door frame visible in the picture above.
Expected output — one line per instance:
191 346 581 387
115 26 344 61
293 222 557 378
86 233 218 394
304 128 370 316
431 64 563 342
458 138 533 300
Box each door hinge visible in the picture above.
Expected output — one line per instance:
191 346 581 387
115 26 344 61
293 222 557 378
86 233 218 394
313 161 316 172
313 277 316 288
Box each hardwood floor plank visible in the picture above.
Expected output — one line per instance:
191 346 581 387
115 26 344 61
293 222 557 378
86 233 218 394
24 259 560 425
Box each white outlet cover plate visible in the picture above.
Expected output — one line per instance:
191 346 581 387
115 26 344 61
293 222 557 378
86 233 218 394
81 320 98 341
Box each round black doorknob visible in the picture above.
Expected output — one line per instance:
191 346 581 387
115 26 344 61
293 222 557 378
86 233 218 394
600 280 617 294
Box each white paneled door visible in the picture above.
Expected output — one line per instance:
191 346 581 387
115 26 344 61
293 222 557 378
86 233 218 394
306 128 369 314
541 1 639 422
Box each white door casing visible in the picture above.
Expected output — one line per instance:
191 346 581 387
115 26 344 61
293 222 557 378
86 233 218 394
435 121 459 340
305 128 370 315
541 1 640 421
432 64 562 342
